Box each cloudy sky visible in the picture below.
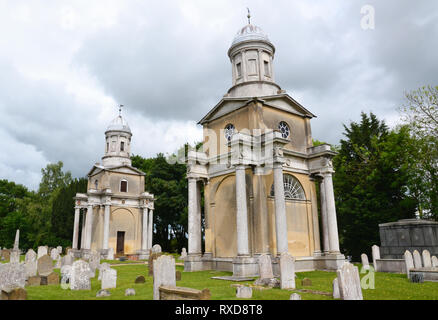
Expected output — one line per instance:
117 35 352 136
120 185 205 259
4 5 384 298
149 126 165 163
0 0 437 190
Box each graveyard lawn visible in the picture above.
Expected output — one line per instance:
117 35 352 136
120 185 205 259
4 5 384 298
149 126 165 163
24 263 438 300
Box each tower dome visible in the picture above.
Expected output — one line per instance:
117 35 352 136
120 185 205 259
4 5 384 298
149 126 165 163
231 24 272 48
106 115 131 134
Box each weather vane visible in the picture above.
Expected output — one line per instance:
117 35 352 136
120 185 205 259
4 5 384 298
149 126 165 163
247 8 251 24
118 104 124 116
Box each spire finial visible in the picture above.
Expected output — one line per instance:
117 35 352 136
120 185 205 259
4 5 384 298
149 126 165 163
118 104 124 117
247 8 251 25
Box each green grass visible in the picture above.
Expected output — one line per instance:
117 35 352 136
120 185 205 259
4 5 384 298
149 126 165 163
24 262 438 300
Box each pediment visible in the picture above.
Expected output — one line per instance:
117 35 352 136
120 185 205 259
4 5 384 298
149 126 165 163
88 164 145 177
199 93 316 125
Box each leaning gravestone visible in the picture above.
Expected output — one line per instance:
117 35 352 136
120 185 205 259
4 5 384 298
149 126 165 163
432 256 438 268
361 253 370 271
37 246 47 260
101 268 117 290
404 250 415 278
279 253 295 289
422 250 432 268
0 263 26 291
236 286 252 299
24 249 37 278
70 260 91 290
50 248 59 261
336 262 363 300
151 244 162 254
371 245 380 271
153 255 176 300
413 250 422 269
333 278 340 299
37 255 53 277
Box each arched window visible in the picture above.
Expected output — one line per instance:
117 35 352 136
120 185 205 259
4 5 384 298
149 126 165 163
120 141 125 152
278 121 290 139
120 180 128 193
224 124 235 142
94 180 98 189
270 174 306 200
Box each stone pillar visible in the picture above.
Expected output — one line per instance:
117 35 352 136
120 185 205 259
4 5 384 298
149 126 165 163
142 207 149 251
235 165 250 256
72 207 80 249
102 204 110 250
85 205 93 250
188 178 201 256
273 163 289 255
148 208 153 250
310 178 322 256
320 178 330 254
323 172 340 254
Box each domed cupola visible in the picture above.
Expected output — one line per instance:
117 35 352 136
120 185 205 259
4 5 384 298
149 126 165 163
102 105 133 167
226 10 281 98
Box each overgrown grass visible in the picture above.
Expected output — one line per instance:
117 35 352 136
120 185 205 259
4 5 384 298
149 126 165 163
24 262 438 300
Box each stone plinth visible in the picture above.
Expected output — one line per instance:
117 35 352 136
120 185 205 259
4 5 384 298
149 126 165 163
232 256 258 277
184 255 204 272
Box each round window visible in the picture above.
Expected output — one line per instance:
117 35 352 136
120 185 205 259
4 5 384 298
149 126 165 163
224 124 235 142
278 121 290 139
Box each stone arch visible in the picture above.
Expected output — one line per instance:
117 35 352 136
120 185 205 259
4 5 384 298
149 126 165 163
109 207 137 254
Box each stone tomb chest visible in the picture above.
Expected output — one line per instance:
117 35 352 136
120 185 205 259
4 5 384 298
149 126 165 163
379 219 438 259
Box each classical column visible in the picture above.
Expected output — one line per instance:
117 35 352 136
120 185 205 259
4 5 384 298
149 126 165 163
141 207 149 251
72 207 80 249
273 163 289 255
102 204 110 250
188 178 201 255
85 205 93 250
235 165 249 256
323 172 340 254
320 178 330 254
310 178 322 256
148 208 154 250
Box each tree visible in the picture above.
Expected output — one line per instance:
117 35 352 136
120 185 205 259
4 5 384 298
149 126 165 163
38 161 72 199
333 112 417 260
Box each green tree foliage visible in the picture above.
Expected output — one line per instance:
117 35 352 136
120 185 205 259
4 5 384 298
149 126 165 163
51 178 88 248
131 153 188 253
333 112 417 260
38 161 72 199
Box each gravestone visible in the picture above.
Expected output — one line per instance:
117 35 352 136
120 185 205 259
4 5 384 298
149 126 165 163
107 248 114 260
148 252 163 276
404 250 414 278
333 278 340 299
301 278 312 286
125 288 136 296
57 246 62 255
88 251 100 278
371 245 380 271
37 255 53 277
179 248 187 260
70 260 91 290
101 268 117 290
432 256 438 268
153 255 176 300
13 229 20 251
61 255 74 267
236 286 252 299
37 246 47 259
50 248 59 261
151 244 162 254
176 270 181 281
98 263 110 281
96 289 111 297
257 254 274 280
0 262 26 291
413 250 422 269
41 272 59 285
336 262 363 300
361 253 370 271
289 293 301 300
422 250 432 268
279 253 295 289
10 250 20 264
135 275 146 284
1 287 27 300
2 249 10 261
27 276 41 286
60 265 72 285
24 249 37 278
